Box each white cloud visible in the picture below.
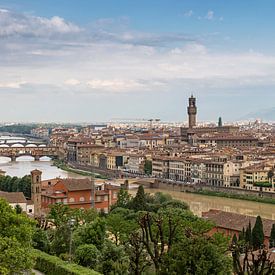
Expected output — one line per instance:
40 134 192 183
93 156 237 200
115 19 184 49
205 10 214 20
184 10 193 17
0 81 27 89
0 9 81 37
86 79 145 92
64 78 81 86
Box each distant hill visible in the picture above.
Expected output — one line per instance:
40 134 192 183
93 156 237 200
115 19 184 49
240 107 275 122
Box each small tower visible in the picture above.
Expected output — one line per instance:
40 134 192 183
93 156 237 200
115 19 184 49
187 95 197 128
31 169 42 217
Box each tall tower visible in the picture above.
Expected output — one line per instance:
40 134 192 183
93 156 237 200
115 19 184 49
187 95 197 128
31 169 42 217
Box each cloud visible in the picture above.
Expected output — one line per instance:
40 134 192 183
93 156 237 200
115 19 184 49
0 81 27 89
205 10 214 20
64 78 81 86
184 10 193 17
0 9 81 37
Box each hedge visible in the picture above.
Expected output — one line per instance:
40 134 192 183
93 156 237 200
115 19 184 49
34 249 101 275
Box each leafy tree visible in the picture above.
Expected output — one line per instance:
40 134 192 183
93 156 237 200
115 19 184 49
73 217 106 250
74 244 99 268
106 212 138 245
252 216 264 250
131 185 147 211
112 188 131 209
0 198 36 273
162 233 232 275
98 241 130 275
270 224 275 248
32 227 50 253
49 223 71 256
15 204 22 214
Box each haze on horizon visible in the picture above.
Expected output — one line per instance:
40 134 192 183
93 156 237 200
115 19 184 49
0 0 275 123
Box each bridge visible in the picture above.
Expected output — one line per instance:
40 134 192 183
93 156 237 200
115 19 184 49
0 142 47 147
0 146 58 161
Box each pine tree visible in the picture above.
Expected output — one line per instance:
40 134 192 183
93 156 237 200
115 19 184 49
245 221 252 247
252 216 264 249
270 224 275 248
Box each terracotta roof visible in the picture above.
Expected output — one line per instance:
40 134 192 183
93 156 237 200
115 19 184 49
202 209 274 237
61 178 94 191
0 191 27 203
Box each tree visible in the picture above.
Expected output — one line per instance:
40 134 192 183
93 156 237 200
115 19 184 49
245 221 252 247
33 227 50 253
126 231 151 275
270 224 275 248
74 244 99 268
0 198 36 273
15 204 22 214
106 212 138 245
112 188 131 209
98 241 130 275
131 185 147 211
232 234 238 245
252 216 264 250
163 233 232 275
73 217 106 250
144 160 152 175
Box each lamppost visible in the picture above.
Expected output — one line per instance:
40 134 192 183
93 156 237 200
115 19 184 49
68 218 76 263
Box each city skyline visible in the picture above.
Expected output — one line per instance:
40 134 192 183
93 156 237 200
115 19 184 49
0 0 275 122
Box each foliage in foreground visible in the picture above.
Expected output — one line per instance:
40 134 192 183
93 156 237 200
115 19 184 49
0 198 36 274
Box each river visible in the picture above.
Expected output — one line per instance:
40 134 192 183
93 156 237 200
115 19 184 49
0 156 85 180
137 188 275 220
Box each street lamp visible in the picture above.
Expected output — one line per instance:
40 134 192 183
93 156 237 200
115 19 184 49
68 218 76 263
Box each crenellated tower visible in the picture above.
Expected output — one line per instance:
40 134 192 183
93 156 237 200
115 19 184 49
187 95 197 128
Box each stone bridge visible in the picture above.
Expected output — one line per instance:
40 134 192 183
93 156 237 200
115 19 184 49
0 146 58 161
0 142 47 147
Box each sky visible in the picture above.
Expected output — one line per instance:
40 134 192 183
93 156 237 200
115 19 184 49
0 0 275 123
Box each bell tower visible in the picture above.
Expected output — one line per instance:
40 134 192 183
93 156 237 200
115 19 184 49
187 95 197 128
31 169 42 216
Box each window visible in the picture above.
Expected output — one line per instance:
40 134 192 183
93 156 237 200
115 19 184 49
69 197 75 203
79 197 85 202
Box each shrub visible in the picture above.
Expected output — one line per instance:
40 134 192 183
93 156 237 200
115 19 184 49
34 249 100 275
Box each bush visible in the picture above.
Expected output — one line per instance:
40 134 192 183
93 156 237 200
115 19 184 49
34 249 100 275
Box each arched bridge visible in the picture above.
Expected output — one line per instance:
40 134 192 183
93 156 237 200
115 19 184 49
0 146 58 161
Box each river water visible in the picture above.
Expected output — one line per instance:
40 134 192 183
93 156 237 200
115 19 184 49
0 156 84 180
140 189 275 220
1 135 275 220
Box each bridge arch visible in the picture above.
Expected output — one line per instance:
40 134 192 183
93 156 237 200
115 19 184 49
25 144 38 147
11 143 24 147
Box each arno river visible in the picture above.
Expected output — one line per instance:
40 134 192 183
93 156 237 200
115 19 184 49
1 154 275 220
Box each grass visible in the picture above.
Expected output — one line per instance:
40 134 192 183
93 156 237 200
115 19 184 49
53 160 107 179
187 189 275 205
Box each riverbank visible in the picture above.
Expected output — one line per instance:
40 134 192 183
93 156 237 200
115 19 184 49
186 189 275 205
53 160 107 179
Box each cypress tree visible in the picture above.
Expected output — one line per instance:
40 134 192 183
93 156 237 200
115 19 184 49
245 221 252 246
252 216 264 249
232 234 237 244
239 227 245 241
131 185 147 211
270 224 275 248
